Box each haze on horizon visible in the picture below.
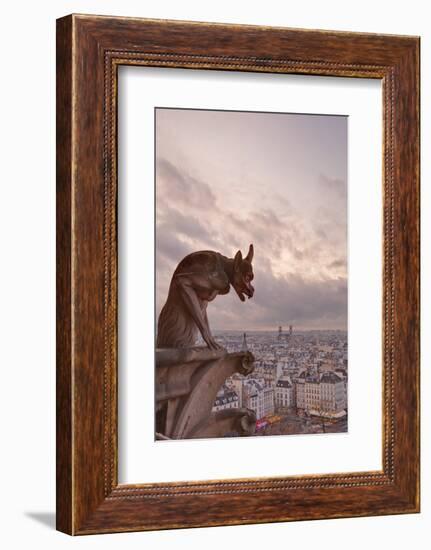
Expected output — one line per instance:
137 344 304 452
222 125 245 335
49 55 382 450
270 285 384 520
155 107 347 331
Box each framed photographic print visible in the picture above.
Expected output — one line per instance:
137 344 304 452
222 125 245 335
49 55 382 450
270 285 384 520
56 14 420 535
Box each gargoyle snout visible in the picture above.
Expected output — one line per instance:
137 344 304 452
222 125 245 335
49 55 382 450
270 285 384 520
245 282 254 298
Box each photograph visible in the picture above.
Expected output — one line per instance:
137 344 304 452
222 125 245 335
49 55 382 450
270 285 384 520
155 107 348 441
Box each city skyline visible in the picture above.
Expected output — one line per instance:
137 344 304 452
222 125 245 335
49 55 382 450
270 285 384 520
156 327 348 441
156 107 347 331
201 328 347 438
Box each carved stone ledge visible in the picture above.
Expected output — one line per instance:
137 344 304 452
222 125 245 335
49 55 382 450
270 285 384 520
188 408 257 439
155 347 255 439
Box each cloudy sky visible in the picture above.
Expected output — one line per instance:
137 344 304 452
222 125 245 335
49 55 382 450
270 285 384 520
155 108 347 331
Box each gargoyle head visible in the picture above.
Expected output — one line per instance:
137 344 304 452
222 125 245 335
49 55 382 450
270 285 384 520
232 244 255 302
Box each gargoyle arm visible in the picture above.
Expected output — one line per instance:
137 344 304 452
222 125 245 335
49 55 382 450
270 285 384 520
176 277 222 350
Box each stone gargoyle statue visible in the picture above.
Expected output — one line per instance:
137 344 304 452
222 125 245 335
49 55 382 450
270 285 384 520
157 245 255 350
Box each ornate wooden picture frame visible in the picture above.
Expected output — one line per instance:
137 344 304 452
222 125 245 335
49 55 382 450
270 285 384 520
56 14 420 535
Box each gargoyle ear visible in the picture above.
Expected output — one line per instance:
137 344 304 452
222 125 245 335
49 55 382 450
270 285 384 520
245 243 254 263
234 250 243 271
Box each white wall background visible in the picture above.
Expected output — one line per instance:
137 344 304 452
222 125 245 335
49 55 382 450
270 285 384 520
0 1 427 548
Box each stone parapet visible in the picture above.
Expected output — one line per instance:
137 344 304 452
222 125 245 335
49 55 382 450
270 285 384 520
155 347 255 440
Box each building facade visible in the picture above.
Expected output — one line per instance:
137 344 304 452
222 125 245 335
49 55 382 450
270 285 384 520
275 376 295 409
319 372 346 413
294 370 346 414
242 379 275 420
212 387 240 412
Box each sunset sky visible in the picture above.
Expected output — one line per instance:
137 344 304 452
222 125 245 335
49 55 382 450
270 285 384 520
155 108 347 331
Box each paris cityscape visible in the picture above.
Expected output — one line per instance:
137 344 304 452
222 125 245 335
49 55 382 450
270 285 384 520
210 327 348 437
